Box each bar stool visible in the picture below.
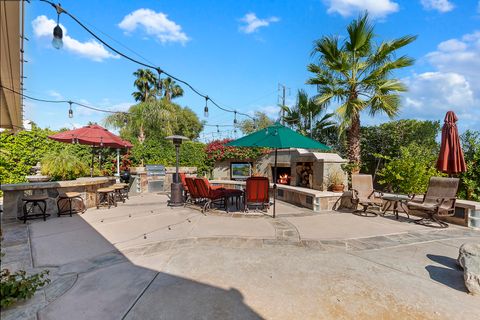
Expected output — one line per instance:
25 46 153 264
57 192 86 216
96 188 116 209
112 184 126 203
21 195 51 223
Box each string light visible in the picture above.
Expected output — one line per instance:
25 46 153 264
204 96 209 117
233 111 237 125
68 101 73 118
123 113 128 126
51 4 64 49
156 68 163 91
216 125 220 133
38 0 255 124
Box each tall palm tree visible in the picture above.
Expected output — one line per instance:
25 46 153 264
159 77 184 101
132 69 158 102
307 13 416 169
281 89 337 139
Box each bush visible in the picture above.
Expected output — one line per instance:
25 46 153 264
376 143 443 194
459 130 480 201
0 269 50 308
41 149 90 181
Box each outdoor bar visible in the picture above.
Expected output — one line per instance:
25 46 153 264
1 177 116 221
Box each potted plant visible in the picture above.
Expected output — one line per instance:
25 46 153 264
326 168 345 192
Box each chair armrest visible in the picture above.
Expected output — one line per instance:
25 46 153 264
368 190 383 199
350 189 359 200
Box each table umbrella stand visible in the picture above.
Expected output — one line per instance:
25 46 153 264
273 148 278 218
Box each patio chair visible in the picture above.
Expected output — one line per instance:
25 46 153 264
193 178 226 213
185 177 202 205
244 176 270 212
351 174 383 217
179 172 188 199
407 177 459 228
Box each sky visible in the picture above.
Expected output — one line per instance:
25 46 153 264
22 0 480 141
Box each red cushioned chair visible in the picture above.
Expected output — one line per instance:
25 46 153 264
185 177 202 206
194 178 226 213
244 176 270 212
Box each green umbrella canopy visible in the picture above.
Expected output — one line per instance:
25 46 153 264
226 122 331 150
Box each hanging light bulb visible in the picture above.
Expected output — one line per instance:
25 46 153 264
233 111 237 124
71 134 75 144
52 5 64 49
216 125 220 133
100 137 104 147
123 114 128 126
68 101 73 118
253 119 257 130
204 96 209 117
265 128 269 135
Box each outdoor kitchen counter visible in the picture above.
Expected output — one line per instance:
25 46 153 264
209 180 342 212
1 177 116 222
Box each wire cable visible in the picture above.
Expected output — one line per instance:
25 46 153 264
38 0 255 120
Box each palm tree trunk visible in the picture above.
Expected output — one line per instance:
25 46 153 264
347 114 361 173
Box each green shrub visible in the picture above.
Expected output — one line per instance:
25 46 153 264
0 269 50 308
41 149 90 180
376 143 443 194
459 130 480 201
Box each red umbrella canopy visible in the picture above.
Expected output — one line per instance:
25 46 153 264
436 111 466 174
49 124 132 149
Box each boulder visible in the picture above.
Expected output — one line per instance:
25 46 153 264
457 242 480 295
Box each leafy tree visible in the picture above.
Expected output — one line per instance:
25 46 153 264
376 143 443 194
281 89 337 143
307 13 416 169
361 119 440 175
41 149 90 180
132 68 158 102
159 77 184 101
459 130 480 201
239 111 274 134
104 100 203 143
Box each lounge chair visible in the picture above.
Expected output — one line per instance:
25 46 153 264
407 177 459 228
244 176 270 212
185 177 202 205
351 174 383 217
193 178 226 213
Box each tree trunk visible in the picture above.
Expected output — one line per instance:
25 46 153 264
347 113 361 173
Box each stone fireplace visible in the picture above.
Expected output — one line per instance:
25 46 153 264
257 148 347 191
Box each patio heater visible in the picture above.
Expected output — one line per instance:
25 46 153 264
166 135 189 206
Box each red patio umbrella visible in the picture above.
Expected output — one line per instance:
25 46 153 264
49 124 132 177
436 111 466 175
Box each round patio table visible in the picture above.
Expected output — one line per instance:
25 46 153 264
381 194 411 220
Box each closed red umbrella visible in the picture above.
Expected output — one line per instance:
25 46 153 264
436 111 466 175
49 124 132 176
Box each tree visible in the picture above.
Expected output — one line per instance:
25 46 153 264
307 13 416 170
239 111 274 134
132 69 158 102
281 89 337 141
159 77 184 101
104 99 203 143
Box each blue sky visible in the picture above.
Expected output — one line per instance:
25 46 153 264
23 0 480 141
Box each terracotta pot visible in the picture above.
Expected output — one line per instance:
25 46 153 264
331 184 344 192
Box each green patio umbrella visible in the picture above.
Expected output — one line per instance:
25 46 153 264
226 122 330 217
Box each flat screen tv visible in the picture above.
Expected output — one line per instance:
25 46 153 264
231 162 252 180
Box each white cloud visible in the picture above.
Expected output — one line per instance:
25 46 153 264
32 16 118 62
323 0 399 18
47 90 63 100
118 9 189 44
420 0 455 13
239 13 280 34
426 31 480 91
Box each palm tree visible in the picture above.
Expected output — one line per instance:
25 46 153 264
307 13 416 170
281 89 337 140
132 69 158 102
159 77 184 101
104 100 176 143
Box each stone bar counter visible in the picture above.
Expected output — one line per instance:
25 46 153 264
1 177 116 222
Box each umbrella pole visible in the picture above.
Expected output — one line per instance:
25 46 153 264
273 148 278 218
116 148 120 177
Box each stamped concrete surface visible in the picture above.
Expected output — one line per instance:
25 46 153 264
1 193 479 320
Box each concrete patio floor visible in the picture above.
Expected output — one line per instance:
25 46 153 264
1 193 479 320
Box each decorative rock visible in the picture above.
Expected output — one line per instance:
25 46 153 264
457 242 480 295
